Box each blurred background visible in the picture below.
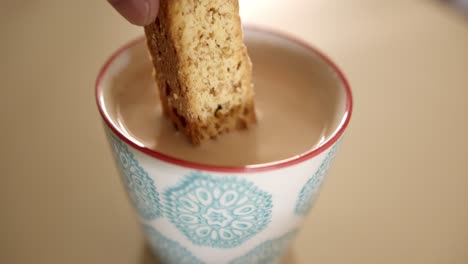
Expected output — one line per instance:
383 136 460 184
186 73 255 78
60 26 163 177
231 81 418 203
1 0 467 263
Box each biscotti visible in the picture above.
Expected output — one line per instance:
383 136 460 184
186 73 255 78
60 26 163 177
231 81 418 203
144 0 256 145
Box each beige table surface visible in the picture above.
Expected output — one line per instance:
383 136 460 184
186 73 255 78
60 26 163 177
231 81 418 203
1 0 468 263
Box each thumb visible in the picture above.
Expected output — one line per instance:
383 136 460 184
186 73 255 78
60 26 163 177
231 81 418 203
108 0 159 26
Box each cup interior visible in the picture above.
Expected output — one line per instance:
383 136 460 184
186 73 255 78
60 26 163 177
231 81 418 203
95 26 352 172
244 29 349 142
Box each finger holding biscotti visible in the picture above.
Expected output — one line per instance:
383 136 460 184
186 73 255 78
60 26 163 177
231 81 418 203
108 0 160 26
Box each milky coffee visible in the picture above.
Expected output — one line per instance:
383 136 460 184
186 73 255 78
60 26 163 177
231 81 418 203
104 32 342 166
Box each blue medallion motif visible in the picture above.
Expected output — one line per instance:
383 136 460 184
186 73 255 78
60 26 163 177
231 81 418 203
295 141 340 215
106 131 162 220
229 230 298 264
164 172 273 248
143 225 204 264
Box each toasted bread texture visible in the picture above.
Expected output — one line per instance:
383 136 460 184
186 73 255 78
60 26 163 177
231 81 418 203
144 0 256 145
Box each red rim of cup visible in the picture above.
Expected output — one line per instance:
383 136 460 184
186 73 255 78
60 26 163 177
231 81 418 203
95 25 353 173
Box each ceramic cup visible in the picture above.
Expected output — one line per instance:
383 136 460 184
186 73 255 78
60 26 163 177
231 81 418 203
95 27 353 264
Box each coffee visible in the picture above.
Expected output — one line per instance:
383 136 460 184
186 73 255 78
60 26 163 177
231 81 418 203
104 32 343 166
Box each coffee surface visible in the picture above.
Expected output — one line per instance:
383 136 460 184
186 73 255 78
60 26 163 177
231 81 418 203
105 34 340 166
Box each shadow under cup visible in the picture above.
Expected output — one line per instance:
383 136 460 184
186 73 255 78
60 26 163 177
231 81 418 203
95 27 352 264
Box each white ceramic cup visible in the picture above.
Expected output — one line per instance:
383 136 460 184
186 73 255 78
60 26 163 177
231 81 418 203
95 27 353 264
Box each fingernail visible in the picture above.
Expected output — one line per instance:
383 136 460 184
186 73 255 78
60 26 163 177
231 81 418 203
142 0 152 25
144 0 160 26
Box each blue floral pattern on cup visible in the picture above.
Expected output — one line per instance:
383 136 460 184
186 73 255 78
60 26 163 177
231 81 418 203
164 172 273 248
143 224 204 264
107 131 162 220
295 142 340 215
229 230 298 264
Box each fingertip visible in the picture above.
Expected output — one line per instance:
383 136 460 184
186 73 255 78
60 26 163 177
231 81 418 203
108 0 159 26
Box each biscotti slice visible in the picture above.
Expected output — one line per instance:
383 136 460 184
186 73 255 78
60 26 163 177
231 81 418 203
144 0 256 145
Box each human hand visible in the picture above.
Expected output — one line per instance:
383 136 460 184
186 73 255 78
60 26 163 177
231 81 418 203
108 0 160 26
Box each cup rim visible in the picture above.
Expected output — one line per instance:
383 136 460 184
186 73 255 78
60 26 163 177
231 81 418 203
95 25 353 173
